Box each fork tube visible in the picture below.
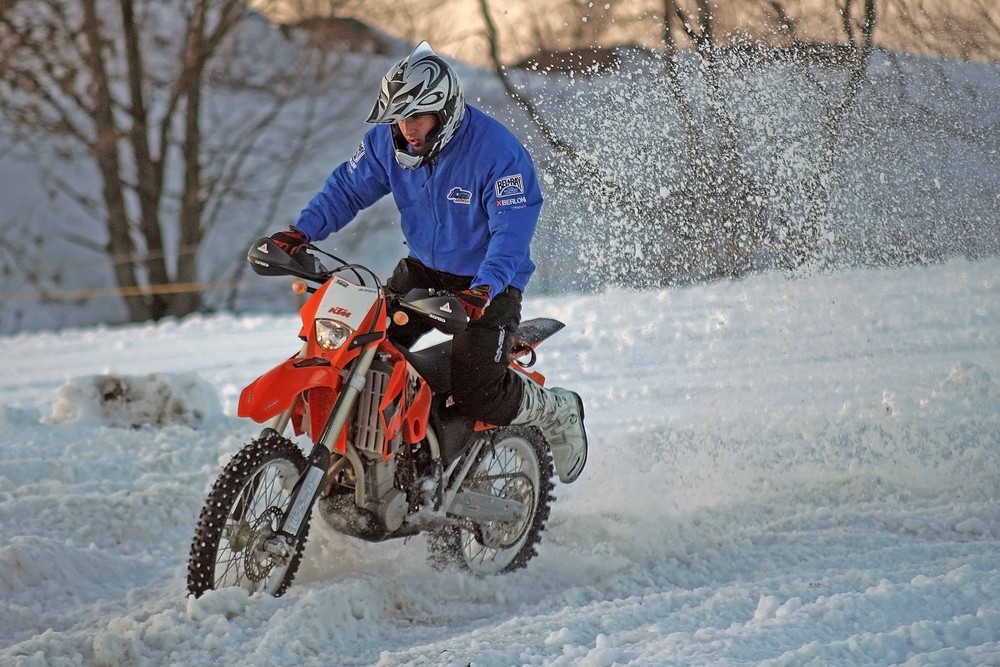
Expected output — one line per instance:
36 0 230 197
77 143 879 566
318 344 379 453
280 448 329 540
264 409 292 435
278 343 379 542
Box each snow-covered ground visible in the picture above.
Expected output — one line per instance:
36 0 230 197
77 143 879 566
1 257 998 666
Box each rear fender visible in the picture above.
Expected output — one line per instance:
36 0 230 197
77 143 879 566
510 317 563 375
238 358 341 423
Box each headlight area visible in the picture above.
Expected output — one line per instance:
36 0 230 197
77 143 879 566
314 318 353 351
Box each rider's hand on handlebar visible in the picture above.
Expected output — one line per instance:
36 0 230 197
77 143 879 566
457 285 491 321
270 227 309 257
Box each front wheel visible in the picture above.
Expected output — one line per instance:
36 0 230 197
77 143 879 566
187 431 309 597
427 426 554 575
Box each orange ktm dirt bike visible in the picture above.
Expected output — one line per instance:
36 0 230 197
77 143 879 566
187 238 565 597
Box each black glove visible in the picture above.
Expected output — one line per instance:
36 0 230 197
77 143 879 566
269 227 309 256
457 285 492 320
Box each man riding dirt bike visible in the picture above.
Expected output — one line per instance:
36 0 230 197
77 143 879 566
185 42 590 598
270 41 588 484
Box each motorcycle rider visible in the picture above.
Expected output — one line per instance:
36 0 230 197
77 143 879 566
267 41 587 483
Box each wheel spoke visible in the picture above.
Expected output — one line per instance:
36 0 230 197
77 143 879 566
215 466 291 590
445 430 547 575
188 435 310 598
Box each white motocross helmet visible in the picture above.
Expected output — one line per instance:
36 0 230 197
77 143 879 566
366 41 466 169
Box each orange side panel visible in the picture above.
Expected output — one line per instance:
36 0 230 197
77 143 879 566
403 382 432 444
380 362 409 443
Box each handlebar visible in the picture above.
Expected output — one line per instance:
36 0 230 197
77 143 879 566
247 238 468 335
247 237 374 287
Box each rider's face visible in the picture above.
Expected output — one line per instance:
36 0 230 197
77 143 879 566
397 113 439 150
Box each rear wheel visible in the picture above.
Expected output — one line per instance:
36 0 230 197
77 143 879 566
427 426 554 575
187 431 309 597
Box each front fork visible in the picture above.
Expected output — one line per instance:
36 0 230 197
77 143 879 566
266 344 379 555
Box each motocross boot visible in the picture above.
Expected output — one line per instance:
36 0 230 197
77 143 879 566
510 374 588 483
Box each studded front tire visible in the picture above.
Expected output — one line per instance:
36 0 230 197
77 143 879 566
187 432 309 598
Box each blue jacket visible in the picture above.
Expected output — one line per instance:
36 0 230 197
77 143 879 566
293 105 542 297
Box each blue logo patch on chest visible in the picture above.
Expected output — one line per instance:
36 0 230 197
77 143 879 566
447 187 473 205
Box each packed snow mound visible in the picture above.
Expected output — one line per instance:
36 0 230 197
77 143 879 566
45 372 222 429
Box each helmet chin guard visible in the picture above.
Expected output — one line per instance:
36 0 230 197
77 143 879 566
367 41 466 169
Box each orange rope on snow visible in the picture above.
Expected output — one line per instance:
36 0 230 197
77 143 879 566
0 279 248 302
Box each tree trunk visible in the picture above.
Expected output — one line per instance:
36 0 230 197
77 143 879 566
119 0 171 318
81 0 151 321
798 0 877 267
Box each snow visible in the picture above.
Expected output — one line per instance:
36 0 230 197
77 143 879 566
1 256 998 665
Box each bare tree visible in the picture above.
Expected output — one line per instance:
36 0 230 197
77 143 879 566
476 0 779 283
256 0 1000 67
756 0 878 267
657 0 776 278
470 0 901 284
0 0 354 323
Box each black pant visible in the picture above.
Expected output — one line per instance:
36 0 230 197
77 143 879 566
386 257 525 425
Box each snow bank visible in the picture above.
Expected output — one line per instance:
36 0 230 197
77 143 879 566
45 373 222 429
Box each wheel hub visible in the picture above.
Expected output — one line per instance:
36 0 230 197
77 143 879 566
476 472 533 549
243 507 282 582
225 519 255 552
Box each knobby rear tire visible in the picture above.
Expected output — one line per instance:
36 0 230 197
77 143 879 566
187 432 309 598
427 426 555 575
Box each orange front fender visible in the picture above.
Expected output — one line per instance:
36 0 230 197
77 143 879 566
238 359 341 423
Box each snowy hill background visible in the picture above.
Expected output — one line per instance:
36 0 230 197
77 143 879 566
0 13 998 663
0 9 998 331
0 256 997 665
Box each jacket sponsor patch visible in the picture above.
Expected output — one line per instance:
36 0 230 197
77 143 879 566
447 187 472 205
494 174 524 198
495 196 528 207
349 141 365 170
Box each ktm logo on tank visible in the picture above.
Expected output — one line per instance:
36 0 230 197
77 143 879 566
328 306 352 318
